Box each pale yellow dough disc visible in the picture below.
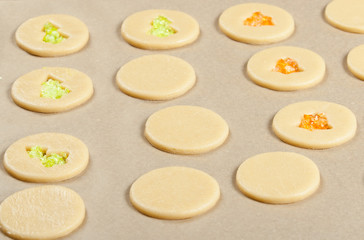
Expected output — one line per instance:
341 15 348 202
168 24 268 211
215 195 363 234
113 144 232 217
116 54 196 100
219 3 294 44
144 105 229 154
325 0 364 33
347 44 364 80
11 67 94 113
272 101 357 149
15 14 89 57
121 9 200 50
130 166 220 219
247 46 326 91
236 152 320 204
4 132 89 182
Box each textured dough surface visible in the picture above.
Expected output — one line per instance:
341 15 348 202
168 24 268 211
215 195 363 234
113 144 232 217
4 132 89 182
236 152 320 204
272 101 357 149
325 0 364 33
130 166 220 219
11 67 94 113
0 185 85 240
247 46 325 91
15 14 89 57
347 44 364 80
116 54 196 100
145 105 229 154
121 9 199 49
219 3 294 44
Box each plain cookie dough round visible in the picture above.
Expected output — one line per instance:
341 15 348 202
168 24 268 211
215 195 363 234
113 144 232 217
325 0 364 33
219 3 294 44
0 185 85 240
347 44 364 80
145 105 229 154
272 101 357 149
247 46 326 91
236 152 320 204
116 54 196 100
4 132 89 182
130 166 220 219
15 14 89 57
121 9 200 50
11 67 94 113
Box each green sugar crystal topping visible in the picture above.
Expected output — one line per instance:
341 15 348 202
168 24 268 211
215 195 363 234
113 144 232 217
150 16 176 37
43 22 64 44
41 79 70 99
27 146 67 168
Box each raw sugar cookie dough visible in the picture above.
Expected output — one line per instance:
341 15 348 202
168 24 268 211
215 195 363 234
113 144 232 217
272 101 357 149
219 3 294 44
325 0 364 33
130 166 220 219
0 185 85 240
121 9 199 49
236 152 320 204
145 105 229 154
347 44 364 80
11 67 94 113
4 132 89 182
15 14 89 57
116 54 196 100
247 46 325 91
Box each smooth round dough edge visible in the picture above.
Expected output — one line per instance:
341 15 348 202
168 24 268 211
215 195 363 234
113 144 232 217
144 105 229 154
130 166 220 219
347 44 364 80
219 3 294 44
247 46 326 91
236 152 320 204
11 67 94 113
121 9 200 49
4 132 89 182
0 185 85 240
116 54 196 100
15 14 89 57
272 101 357 149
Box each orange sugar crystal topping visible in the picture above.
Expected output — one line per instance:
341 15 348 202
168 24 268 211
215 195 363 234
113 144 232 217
273 58 301 74
243 12 274 27
299 113 332 131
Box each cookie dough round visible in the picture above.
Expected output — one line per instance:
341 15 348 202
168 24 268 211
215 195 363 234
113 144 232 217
121 9 200 50
4 132 89 182
347 44 364 80
0 185 85 240
219 3 294 44
130 166 220 219
247 46 326 91
236 152 320 204
15 14 89 57
116 54 196 100
272 101 357 149
145 105 229 154
325 0 364 33
11 67 94 113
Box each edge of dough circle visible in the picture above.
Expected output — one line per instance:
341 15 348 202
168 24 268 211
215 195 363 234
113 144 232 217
272 101 357 149
219 3 295 44
121 9 200 49
247 46 326 91
15 14 89 57
347 44 364 81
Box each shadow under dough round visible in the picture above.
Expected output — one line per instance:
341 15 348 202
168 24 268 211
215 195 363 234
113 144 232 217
4 132 89 182
144 105 229 154
219 3 294 44
247 46 325 91
15 14 89 57
272 101 357 149
130 166 220 219
347 44 364 80
236 152 320 204
0 185 85 240
121 9 199 50
116 54 196 100
11 67 94 113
